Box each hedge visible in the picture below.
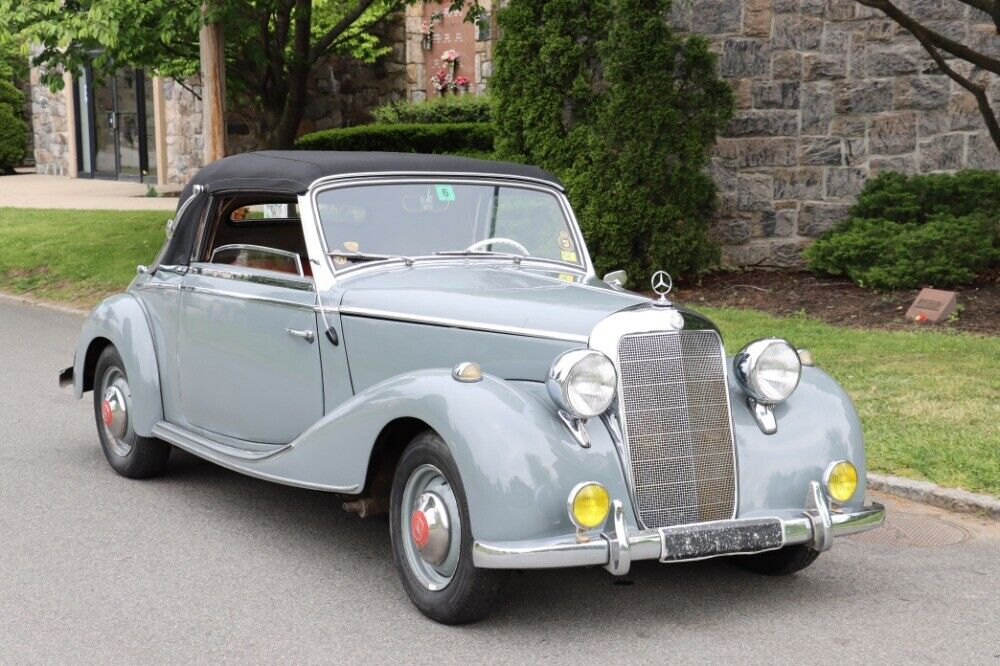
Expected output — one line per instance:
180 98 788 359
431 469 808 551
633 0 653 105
0 80 26 174
295 122 494 154
805 171 1000 289
371 95 491 125
490 0 734 280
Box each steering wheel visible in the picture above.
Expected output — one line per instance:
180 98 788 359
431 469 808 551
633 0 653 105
465 237 531 255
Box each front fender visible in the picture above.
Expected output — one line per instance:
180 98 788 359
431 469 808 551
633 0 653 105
731 364 868 516
72 293 163 437
257 370 632 543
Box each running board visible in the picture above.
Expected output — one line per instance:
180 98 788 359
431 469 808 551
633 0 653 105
151 421 288 461
150 420 359 493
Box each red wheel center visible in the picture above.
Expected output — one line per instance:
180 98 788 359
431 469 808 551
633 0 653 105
410 510 430 550
101 400 114 427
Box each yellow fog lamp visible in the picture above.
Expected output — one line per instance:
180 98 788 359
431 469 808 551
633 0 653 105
568 482 611 529
824 460 859 503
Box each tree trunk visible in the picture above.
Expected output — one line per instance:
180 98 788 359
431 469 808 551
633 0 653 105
267 0 312 149
199 3 227 162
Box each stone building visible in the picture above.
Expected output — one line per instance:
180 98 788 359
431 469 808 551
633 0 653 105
677 0 1000 265
26 0 1000 265
27 1 503 187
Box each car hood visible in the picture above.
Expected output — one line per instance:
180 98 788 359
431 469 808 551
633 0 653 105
337 263 652 342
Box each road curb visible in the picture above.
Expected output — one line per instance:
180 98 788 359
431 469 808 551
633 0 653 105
868 473 1000 520
0 291 87 317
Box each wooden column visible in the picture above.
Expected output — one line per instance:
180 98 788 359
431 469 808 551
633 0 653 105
151 76 169 185
199 3 226 163
63 72 78 177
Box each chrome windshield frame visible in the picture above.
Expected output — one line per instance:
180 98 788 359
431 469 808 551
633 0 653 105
303 174 596 289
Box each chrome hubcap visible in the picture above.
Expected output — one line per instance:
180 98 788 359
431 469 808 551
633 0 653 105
400 464 460 591
100 368 133 457
411 492 451 566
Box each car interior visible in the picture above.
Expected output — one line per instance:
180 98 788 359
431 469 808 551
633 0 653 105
199 194 312 277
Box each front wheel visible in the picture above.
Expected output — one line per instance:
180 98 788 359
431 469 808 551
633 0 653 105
93 346 171 479
733 544 821 576
389 430 506 624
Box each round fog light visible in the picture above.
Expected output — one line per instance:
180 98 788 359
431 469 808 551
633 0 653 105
825 460 858 503
568 482 610 529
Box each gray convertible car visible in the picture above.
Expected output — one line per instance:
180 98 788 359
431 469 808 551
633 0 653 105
62 151 884 623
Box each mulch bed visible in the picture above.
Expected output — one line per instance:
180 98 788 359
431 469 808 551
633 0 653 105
664 268 1000 336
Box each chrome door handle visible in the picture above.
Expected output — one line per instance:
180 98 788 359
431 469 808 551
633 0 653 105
286 328 315 343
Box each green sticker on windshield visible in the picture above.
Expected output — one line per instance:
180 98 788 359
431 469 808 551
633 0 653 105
435 184 456 201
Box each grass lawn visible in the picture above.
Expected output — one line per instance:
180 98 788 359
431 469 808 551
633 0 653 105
1 207 997 497
702 307 1000 499
0 207 170 305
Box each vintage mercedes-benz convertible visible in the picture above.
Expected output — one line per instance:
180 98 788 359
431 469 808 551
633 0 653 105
61 151 884 623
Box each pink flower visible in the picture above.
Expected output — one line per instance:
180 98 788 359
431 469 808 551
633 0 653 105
454 75 470 87
441 49 460 63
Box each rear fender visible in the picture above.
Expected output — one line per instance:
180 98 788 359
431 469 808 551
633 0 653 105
72 294 163 436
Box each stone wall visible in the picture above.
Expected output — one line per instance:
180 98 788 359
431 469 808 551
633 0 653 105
670 0 1000 267
28 68 71 176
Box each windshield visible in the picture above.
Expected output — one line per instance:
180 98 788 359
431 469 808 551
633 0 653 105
314 181 584 269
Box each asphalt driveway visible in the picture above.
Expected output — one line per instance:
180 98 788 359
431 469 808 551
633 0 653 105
1 297 997 664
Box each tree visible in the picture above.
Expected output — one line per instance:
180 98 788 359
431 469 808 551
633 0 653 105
3 0 484 149
491 0 734 279
0 26 28 174
854 0 1000 154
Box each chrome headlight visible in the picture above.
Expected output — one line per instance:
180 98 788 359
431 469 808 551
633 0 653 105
734 338 802 404
546 350 617 419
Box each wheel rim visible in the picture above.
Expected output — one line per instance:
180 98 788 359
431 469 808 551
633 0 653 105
99 366 133 457
400 464 461 591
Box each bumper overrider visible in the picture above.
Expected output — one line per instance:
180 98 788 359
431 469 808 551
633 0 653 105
473 481 885 575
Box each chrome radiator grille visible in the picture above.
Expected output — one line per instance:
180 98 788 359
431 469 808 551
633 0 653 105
616 330 736 529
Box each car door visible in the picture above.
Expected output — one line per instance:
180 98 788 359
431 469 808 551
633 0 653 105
176 262 323 445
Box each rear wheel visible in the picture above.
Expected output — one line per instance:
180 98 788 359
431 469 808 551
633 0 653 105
93 346 170 479
734 544 821 576
389 430 506 624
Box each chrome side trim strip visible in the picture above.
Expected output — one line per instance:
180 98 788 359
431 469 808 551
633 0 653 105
180 285 316 311
151 421 360 493
190 265 314 291
337 305 589 343
135 282 181 292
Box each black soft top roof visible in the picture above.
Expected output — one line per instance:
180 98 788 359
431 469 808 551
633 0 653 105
180 150 563 198
160 151 563 268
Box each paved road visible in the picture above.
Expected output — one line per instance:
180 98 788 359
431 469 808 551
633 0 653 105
1 297 998 664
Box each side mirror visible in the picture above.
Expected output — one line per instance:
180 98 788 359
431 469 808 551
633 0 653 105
603 270 627 288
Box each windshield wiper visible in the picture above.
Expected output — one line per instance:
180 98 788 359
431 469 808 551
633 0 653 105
328 251 408 264
435 250 522 260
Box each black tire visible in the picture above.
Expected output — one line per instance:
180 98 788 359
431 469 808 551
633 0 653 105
389 430 507 624
93 346 171 479
734 544 821 576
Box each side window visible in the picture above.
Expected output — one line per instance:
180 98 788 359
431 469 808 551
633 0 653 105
201 196 312 277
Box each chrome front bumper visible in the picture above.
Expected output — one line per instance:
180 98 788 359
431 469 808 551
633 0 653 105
473 481 885 575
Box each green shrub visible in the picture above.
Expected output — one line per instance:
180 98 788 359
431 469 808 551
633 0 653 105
371 95 491 125
0 79 26 174
295 122 493 154
805 171 1000 289
491 0 734 279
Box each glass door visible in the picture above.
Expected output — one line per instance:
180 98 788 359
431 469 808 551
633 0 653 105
92 72 118 177
75 64 153 181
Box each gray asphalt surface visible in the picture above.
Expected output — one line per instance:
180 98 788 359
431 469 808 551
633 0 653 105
1 297 998 664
